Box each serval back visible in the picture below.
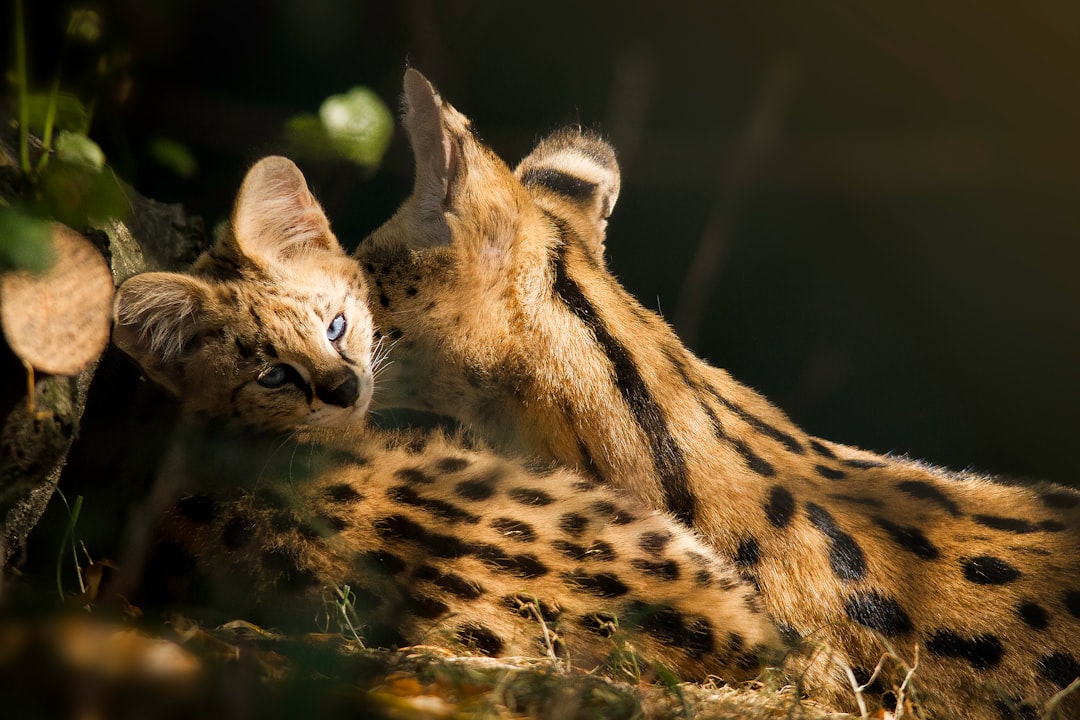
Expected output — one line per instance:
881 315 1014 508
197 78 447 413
358 70 1080 718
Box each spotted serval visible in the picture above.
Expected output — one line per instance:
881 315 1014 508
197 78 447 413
353 70 1080 719
111 156 782 684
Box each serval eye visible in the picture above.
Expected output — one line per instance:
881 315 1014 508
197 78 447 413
257 364 290 388
327 313 346 343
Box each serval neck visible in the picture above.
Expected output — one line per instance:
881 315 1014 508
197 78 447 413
368 218 845 529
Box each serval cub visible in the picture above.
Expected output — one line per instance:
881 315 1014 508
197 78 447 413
111 156 782 683
357 70 1080 718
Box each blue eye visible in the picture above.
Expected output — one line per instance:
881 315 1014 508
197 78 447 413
258 364 290 388
327 313 346 343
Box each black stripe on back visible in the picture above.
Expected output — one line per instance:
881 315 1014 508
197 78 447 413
663 347 776 477
522 167 598 202
549 222 695 525
704 386 804 454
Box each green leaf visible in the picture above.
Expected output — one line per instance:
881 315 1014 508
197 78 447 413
25 92 90 135
0 209 54 273
285 86 393 169
67 9 102 43
55 130 105 171
35 159 128 228
148 137 198 178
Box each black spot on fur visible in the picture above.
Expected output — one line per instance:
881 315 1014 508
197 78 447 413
358 550 406 576
973 515 1039 534
733 438 775 476
456 623 504 656
842 458 888 469
223 513 252 549
581 612 619 638
631 558 681 581
386 485 479 524
815 464 847 480
806 502 866 581
764 485 796 528
625 602 715 658
639 531 672 556
735 537 760 567
1038 652 1080 689
454 476 497 501
702 385 805 455
873 517 941 560
264 549 321 593
927 630 1004 669
561 570 629 597
373 515 472 558
809 439 837 458
1040 491 1079 510
897 480 961 516
504 593 560 623
1039 520 1066 532
551 225 695 525
1065 590 1080 619
323 483 363 503
845 592 913 636
394 467 435 484
490 517 537 543
508 487 554 506
312 514 348 534
611 509 637 525
827 493 884 508
558 512 589 538
996 700 1040 720
1017 602 1049 630
472 543 550 578
406 593 448 619
177 493 218 523
270 510 297 534
552 540 616 562
522 167 599 201
254 487 290 511
435 456 470 473
963 556 1021 585
431 572 484 599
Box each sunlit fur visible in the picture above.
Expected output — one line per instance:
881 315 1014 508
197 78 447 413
110 156 784 687
114 157 374 431
359 71 1080 719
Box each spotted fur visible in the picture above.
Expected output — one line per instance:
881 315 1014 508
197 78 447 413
112 158 782 685
356 70 1080 718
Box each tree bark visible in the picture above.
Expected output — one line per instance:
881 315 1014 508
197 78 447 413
0 133 206 570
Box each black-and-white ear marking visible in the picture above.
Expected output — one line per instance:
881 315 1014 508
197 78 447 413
515 129 621 257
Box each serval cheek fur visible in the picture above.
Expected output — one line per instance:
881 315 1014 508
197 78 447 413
358 70 1080 719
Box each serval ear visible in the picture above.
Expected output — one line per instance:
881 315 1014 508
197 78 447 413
227 156 343 266
400 69 478 246
112 272 217 396
515 128 621 261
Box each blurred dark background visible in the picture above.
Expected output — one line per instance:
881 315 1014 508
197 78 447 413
18 0 1080 486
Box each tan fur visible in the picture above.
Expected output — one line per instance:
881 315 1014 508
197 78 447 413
114 158 374 430
112 157 783 685
358 70 1080 718
153 425 780 681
